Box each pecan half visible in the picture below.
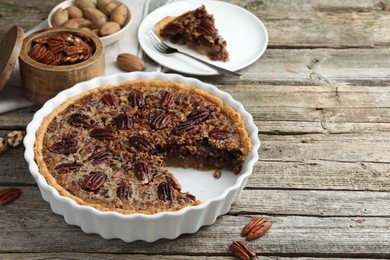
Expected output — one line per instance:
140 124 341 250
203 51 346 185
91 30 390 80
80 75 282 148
242 217 272 241
128 90 145 108
157 182 175 201
229 241 256 260
161 23 183 36
90 128 117 140
101 93 118 107
160 92 175 110
0 188 22 205
128 136 155 152
113 114 133 130
171 122 199 135
209 129 233 140
198 19 216 37
117 184 133 200
151 112 171 130
134 161 153 183
50 137 78 155
68 113 93 128
186 107 210 123
55 162 82 174
88 150 113 165
82 172 106 191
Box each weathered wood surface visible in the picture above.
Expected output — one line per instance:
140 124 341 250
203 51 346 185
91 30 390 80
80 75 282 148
1 0 390 259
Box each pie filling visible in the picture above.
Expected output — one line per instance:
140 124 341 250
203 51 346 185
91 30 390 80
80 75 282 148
34 80 251 214
155 5 229 62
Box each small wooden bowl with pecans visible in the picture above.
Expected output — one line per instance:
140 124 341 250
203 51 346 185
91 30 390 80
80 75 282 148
19 28 105 106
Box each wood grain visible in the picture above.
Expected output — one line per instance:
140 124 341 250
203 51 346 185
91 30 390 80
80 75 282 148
1 0 390 258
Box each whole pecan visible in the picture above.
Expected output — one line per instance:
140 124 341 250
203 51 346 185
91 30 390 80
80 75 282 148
0 188 22 205
90 128 117 140
160 92 175 110
161 23 183 36
171 122 199 135
157 182 175 201
117 184 133 200
54 162 82 174
128 90 145 108
151 112 171 130
68 113 93 128
134 161 153 183
128 136 155 152
114 114 133 130
186 107 210 123
29 33 92 65
209 129 233 140
82 172 106 191
101 93 118 107
88 150 113 165
198 19 216 37
50 137 78 155
242 217 272 241
229 241 256 260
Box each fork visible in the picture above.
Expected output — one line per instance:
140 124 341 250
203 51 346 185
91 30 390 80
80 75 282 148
146 30 242 79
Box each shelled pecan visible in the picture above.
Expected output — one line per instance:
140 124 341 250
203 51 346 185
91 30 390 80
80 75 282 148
242 217 272 240
229 240 256 260
29 33 93 65
0 188 22 205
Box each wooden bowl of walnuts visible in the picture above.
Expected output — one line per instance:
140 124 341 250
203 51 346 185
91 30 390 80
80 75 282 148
48 0 132 46
18 28 105 106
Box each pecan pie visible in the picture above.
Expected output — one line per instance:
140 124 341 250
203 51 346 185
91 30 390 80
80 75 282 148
155 5 229 62
34 80 251 214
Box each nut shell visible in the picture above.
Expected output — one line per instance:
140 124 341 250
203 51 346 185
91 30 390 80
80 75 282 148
117 53 145 72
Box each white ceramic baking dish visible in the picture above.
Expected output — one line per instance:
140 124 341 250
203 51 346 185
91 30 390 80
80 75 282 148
24 72 260 242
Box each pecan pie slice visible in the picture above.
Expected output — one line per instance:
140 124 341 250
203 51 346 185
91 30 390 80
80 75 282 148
34 80 251 214
155 5 229 62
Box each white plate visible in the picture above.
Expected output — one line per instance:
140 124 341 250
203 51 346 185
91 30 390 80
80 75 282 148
24 72 260 242
138 0 268 76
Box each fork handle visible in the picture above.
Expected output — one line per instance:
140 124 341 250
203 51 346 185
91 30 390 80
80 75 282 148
179 51 242 78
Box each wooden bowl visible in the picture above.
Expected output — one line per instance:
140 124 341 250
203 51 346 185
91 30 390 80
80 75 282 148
19 28 105 106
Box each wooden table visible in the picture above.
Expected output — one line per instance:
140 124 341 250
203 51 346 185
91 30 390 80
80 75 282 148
1 0 390 258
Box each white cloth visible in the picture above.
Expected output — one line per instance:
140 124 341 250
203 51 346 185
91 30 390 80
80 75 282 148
0 0 167 114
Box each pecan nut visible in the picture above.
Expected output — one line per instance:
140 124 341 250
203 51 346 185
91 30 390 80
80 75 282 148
113 114 133 130
0 137 7 154
209 129 233 140
90 128 117 140
7 130 24 147
171 122 199 135
198 19 216 37
50 137 78 155
187 107 210 123
157 182 175 201
117 184 133 200
134 161 153 183
82 172 106 191
88 150 113 165
229 241 256 260
29 33 93 65
128 136 155 152
55 162 82 174
68 113 93 128
151 112 171 130
242 217 272 240
0 188 22 205
160 92 175 110
128 90 145 108
101 93 118 107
